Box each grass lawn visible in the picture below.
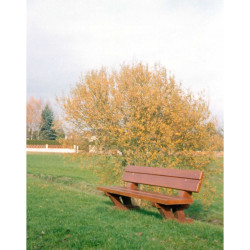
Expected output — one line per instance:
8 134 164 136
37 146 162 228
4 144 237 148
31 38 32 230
27 153 223 249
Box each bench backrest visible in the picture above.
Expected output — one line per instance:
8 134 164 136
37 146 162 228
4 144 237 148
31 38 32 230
122 165 204 193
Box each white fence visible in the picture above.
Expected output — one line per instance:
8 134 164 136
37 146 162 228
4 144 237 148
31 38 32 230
26 144 79 153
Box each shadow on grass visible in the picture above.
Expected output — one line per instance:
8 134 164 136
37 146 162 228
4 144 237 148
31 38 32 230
100 200 212 224
132 207 162 220
186 201 205 219
99 199 212 223
99 200 163 220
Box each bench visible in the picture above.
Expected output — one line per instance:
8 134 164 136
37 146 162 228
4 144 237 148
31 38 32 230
97 165 204 223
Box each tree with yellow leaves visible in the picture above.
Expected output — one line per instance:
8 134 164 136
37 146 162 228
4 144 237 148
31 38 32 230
60 62 222 204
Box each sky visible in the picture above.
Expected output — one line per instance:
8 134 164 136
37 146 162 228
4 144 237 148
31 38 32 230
27 0 223 126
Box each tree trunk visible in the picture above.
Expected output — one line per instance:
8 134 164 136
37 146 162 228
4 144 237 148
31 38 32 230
30 128 33 140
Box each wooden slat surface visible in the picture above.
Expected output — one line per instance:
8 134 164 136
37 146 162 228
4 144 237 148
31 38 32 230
122 172 201 192
125 165 203 180
97 186 193 205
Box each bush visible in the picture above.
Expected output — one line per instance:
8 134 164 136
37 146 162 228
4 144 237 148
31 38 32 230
60 62 222 205
27 140 61 145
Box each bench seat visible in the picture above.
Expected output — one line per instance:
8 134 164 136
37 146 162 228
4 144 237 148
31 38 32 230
98 186 193 205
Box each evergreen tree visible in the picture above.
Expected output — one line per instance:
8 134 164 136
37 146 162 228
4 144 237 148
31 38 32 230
40 104 57 140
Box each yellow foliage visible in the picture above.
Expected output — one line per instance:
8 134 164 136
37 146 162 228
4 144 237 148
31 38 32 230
59 62 222 205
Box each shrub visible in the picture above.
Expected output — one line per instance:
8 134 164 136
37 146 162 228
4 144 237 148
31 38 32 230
60 62 222 205
27 140 61 145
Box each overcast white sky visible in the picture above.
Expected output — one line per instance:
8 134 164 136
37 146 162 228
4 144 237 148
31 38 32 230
27 0 223 125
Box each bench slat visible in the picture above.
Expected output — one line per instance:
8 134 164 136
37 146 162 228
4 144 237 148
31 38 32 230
125 165 203 180
122 172 201 192
97 186 193 205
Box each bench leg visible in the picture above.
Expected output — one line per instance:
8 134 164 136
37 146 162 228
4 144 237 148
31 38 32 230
153 203 193 223
172 205 193 223
105 192 129 210
153 203 175 220
105 192 139 210
121 196 140 210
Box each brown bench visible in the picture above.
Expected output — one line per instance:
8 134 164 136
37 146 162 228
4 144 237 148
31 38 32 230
97 165 204 223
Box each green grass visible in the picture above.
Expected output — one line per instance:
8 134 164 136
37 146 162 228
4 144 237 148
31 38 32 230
27 153 223 249
186 160 223 224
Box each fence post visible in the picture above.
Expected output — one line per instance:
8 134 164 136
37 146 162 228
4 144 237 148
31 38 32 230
46 144 48 149
76 146 79 153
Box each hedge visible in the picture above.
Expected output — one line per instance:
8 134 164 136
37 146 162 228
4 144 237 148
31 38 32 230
27 140 61 145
